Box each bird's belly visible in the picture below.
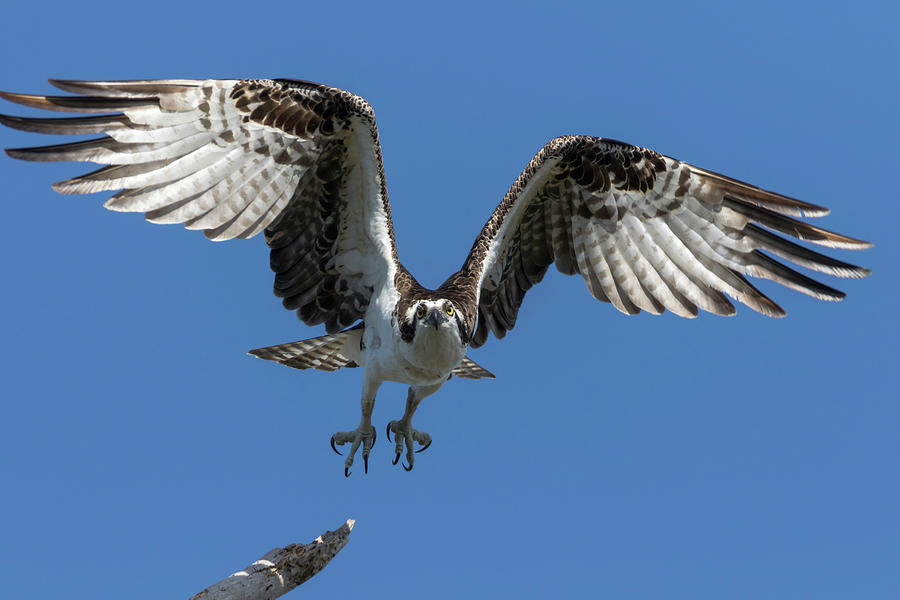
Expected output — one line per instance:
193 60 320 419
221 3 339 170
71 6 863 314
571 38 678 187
401 362 449 385
359 289 465 386
404 331 465 383
367 352 454 386
365 335 463 386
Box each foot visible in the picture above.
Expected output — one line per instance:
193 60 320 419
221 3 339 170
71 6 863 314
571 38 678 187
330 425 376 477
386 420 432 471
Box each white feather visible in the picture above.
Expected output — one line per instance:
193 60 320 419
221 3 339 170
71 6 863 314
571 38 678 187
145 155 272 224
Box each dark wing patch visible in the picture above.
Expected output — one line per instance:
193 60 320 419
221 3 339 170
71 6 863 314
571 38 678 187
1 78 400 334
454 136 870 347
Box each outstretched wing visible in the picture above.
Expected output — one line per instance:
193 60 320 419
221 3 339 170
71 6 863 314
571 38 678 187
457 136 870 347
1 78 400 333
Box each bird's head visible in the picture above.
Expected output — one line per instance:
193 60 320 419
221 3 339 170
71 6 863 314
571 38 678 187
411 299 458 331
399 298 468 346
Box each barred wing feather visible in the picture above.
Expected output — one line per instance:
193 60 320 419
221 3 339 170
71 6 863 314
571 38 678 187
1 79 400 333
458 136 871 347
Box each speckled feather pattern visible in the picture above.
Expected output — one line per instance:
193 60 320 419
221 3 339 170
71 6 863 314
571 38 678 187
0 80 870 354
249 330 494 379
453 136 869 347
1 78 402 335
0 78 873 476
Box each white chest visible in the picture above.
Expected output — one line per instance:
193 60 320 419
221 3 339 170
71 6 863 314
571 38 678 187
395 323 466 383
407 326 465 372
361 306 465 386
358 281 468 386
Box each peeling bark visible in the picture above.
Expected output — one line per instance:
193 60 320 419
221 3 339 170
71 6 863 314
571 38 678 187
189 519 354 600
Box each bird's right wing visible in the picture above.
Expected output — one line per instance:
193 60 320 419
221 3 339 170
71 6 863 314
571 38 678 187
1 78 401 333
451 136 870 347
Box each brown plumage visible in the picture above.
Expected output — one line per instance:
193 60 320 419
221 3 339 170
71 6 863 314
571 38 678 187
453 137 870 347
2 81 869 350
1 78 870 473
2 78 401 335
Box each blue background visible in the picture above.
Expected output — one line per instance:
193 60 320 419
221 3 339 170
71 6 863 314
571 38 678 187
1 2 897 598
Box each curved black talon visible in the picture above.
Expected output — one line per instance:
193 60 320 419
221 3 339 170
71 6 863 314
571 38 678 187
403 461 414 472
385 423 392 443
415 440 432 453
330 436 342 456
344 467 351 478
392 451 401 465
363 452 369 474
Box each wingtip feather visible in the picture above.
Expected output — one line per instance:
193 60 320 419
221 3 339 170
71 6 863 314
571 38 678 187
52 179 80 195
695 166 831 218
761 300 787 318
0 90 39 108
0 113 20 129
48 78 82 92
49 78 204 98
5 147 46 162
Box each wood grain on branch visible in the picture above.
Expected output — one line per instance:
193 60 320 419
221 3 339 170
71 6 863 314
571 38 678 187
189 519 355 600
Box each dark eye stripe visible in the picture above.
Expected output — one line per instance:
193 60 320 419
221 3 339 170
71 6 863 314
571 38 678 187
453 311 469 345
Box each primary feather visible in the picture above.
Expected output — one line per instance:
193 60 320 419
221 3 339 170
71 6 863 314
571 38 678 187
0 77 871 473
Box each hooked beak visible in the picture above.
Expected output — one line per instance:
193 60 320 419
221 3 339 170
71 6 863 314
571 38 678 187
425 310 447 328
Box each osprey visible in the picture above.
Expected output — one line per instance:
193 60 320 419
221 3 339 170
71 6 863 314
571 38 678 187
1 78 870 475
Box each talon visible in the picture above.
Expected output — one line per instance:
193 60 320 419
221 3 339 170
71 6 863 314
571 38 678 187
344 467 351 478
403 461 413 472
386 423 392 443
393 451 401 465
415 440 432 453
363 451 369 474
330 436 342 456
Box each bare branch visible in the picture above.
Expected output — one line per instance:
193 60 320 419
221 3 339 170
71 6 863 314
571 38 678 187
189 519 355 600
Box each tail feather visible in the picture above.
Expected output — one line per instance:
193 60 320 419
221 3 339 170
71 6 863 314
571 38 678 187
250 325 495 380
249 327 361 372
451 357 496 379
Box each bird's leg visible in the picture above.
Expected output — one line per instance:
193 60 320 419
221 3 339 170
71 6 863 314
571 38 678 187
386 382 442 471
330 379 380 477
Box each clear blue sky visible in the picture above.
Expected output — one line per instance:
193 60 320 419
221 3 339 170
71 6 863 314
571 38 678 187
1 2 897 599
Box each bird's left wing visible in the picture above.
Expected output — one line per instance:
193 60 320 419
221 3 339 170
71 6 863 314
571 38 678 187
453 136 870 347
1 79 400 333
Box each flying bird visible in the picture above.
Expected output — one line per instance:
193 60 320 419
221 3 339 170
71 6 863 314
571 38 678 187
0 78 871 475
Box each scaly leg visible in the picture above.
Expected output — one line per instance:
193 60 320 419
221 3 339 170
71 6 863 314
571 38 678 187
386 382 443 471
330 377 380 477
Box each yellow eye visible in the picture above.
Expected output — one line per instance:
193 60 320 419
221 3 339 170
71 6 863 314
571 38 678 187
416 306 425 319
446 305 454 316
